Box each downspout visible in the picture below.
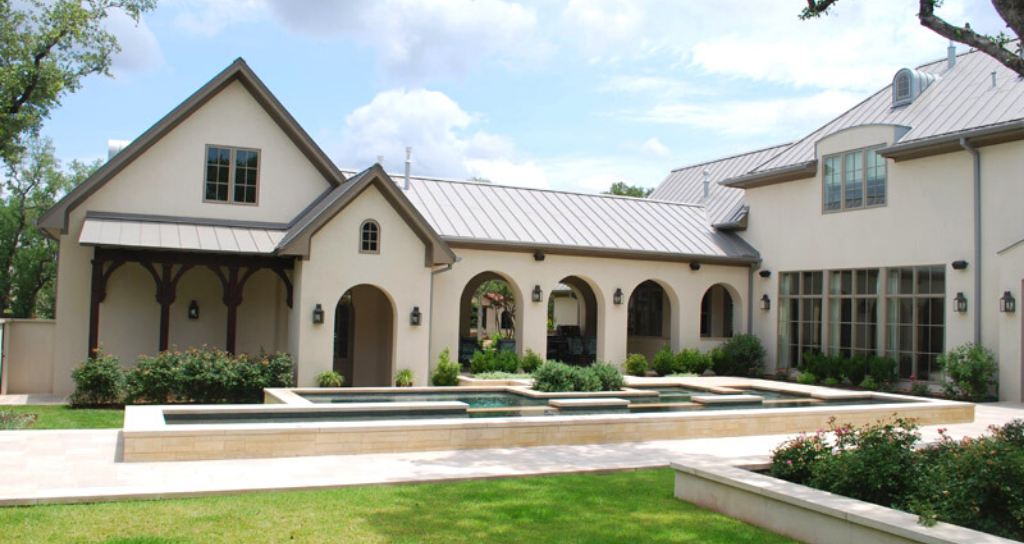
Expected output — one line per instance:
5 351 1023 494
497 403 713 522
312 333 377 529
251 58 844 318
959 138 981 343
748 261 761 335
428 260 457 368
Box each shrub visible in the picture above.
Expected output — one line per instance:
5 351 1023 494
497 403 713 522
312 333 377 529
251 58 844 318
520 349 543 374
676 348 713 374
773 367 791 381
570 366 603 392
908 376 929 397
590 361 625 391
713 334 765 376
822 376 840 387
469 349 496 374
800 351 843 381
316 371 345 388
936 342 998 401
859 375 879 391
70 350 126 406
472 371 529 380
991 418 1024 448
769 431 829 485
126 351 181 404
533 361 574 392
651 346 676 376
867 355 898 387
430 348 461 386
796 372 817 385
841 354 868 385
395 368 414 387
494 349 520 374
0 410 35 430
624 353 648 376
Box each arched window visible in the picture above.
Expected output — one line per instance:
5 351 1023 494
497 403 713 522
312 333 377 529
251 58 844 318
895 72 911 100
360 220 380 253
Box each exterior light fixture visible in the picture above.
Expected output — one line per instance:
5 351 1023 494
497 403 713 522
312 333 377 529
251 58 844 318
760 294 771 311
689 262 701 271
613 288 624 305
533 251 545 261
312 304 325 325
187 300 200 320
532 285 543 302
953 292 968 313
410 306 422 326
758 270 772 278
951 260 969 270
1000 291 1016 313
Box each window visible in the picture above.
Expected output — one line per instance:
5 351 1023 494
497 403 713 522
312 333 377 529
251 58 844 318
205 146 259 204
778 272 823 368
895 72 911 100
628 281 664 337
360 220 380 253
828 269 879 358
887 266 945 380
823 148 886 212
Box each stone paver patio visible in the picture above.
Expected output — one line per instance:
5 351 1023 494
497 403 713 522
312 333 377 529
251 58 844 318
0 402 1019 507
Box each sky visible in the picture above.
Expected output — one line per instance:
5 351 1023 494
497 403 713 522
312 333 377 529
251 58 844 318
42 0 1007 194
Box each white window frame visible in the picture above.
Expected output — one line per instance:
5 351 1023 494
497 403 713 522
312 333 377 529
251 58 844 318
359 220 380 254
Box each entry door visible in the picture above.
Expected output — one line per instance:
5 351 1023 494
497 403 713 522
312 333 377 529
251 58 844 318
333 300 354 385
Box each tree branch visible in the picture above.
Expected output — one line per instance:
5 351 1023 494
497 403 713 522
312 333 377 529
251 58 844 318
918 0 1024 77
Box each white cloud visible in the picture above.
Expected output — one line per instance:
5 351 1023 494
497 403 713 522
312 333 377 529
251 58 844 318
561 0 646 56
170 0 266 36
107 10 163 74
623 137 670 157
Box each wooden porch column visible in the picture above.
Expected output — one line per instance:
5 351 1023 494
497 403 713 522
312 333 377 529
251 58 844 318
87 254 124 358
225 266 241 354
141 261 194 352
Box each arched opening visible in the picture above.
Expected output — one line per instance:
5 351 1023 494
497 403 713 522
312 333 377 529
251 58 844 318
546 276 599 364
333 284 394 386
458 272 520 364
627 280 672 362
700 283 735 339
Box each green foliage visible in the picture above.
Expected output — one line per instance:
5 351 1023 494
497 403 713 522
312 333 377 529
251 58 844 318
0 1 159 164
532 361 574 392
590 361 625 391
69 350 125 406
315 371 345 388
859 376 879 391
842 354 869 385
799 351 843 381
713 334 765 377
394 368 414 387
494 349 520 374
675 348 712 374
651 346 676 376
908 378 929 397
624 353 648 376
796 372 817 385
472 371 530 380
125 351 180 404
821 377 839 387
602 181 653 198
430 348 461 386
520 349 543 374
866 355 898 388
937 342 998 401
0 409 35 429
469 349 496 374
768 431 828 484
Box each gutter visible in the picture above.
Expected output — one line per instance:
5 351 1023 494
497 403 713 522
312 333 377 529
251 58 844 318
721 161 817 189
959 138 982 344
882 120 1024 160
427 260 458 370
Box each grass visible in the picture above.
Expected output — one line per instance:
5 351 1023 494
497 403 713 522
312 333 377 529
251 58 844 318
0 405 123 430
0 469 799 544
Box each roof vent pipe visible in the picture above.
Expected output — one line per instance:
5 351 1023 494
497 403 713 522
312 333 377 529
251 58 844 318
947 41 956 70
404 147 412 190
992 71 998 88
702 169 710 201
377 156 383 165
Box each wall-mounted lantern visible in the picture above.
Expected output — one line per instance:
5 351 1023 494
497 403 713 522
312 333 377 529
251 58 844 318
951 260 969 270
1000 291 1016 313
613 288 624 305
410 306 422 326
689 262 701 271
533 251 545 261
312 303 325 325
953 292 968 313
760 294 771 311
532 285 543 303
758 270 772 278
187 300 200 320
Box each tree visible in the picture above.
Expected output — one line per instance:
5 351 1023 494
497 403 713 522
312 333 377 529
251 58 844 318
801 0 1024 78
0 0 158 165
473 280 517 339
602 181 654 198
0 137 98 318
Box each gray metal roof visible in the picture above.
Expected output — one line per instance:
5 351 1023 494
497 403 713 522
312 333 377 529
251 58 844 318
745 48 1024 177
395 175 759 262
650 143 790 226
79 215 286 254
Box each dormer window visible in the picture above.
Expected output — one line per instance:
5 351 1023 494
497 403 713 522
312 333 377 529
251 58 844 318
894 73 911 101
205 145 259 204
360 220 380 253
892 68 936 107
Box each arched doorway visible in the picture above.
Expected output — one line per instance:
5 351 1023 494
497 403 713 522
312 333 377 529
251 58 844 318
333 284 394 387
547 276 599 364
458 272 521 364
627 280 673 362
700 283 735 339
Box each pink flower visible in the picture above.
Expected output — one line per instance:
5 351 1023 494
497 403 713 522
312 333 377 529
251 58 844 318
786 460 793 465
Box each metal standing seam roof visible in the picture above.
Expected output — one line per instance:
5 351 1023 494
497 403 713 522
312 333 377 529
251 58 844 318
398 175 759 262
649 143 790 225
78 215 287 254
746 48 1024 176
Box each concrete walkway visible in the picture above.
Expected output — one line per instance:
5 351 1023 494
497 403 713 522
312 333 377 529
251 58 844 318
0 394 66 406
0 402 1020 507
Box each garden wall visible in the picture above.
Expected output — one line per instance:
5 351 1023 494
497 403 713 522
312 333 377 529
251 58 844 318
0 319 57 395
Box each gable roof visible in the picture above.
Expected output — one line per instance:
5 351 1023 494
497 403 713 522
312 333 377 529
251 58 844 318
724 47 1024 188
37 58 347 235
276 164 457 266
650 143 790 229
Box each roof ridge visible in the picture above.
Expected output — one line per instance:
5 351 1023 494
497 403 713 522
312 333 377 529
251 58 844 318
668 142 792 173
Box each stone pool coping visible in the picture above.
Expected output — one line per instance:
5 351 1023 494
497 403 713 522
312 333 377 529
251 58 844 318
122 379 974 462
671 456 1016 544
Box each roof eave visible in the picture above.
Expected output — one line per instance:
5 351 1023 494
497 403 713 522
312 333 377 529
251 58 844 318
721 161 818 189
880 120 1024 161
443 239 759 266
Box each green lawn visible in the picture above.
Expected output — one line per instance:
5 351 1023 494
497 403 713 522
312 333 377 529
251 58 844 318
0 405 123 430
0 469 799 544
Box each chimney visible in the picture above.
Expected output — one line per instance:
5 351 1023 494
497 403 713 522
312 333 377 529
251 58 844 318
377 156 383 165
404 147 412 190
107 139 130 160
947 41 956 70
702 169 711 201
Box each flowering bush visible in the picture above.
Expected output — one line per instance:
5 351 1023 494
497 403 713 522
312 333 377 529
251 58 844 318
70 350 126 406
936 342 998 401
908 375 929 396
768 430 829 484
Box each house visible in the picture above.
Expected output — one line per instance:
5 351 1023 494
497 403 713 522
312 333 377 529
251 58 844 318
10 44 1022 402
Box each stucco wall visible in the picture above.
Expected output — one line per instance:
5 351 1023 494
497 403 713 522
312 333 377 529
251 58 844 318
0 320 56 395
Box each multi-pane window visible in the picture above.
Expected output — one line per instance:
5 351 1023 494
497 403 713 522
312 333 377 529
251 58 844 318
778 272 824 368
823 147 886 212
360 220 380 253
828 269 879 358
205 146 259 204
628 280 664 337
895 73 911 100
887 266 945 380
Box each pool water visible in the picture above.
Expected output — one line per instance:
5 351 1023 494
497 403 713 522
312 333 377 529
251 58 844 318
301 391 551 409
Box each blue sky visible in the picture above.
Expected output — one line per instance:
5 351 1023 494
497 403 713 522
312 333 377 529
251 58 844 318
42 0 1005 193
